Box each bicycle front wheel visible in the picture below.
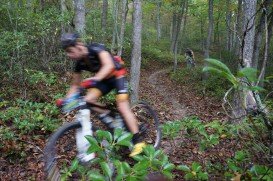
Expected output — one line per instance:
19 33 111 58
44 121 82 181
131 101 161 149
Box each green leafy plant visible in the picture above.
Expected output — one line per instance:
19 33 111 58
61 129 175 180
61 159 80 181
25 69 57 86
177 162 208 180
222 150 273 180
203 58 264 91
162 120 183 148
0 99 60 134
180 117 227 151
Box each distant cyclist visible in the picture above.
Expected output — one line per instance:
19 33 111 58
60 33 145 157
185 48 196 68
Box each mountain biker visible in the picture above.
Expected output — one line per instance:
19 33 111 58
60 33 145 157
185 48 196 68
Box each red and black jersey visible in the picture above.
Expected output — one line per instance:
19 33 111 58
74 43 124 74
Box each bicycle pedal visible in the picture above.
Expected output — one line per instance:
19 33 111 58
77 153 96 164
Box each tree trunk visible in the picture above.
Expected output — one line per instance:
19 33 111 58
232 0 257 121
200 18 205 50
111 0 119 52
18 0 23 7
61 0 67 34
172 1 186 71
242 0 257 67
181 0 188 38
94 0 99 7
74 0 86 35
101 0 108 33
170 1 186 54
204 0 213 59
235 0 243 56
26 0 32 9
257 13 269 88
232 17 237 50
117 0 128 56
258 11 273 87
40 0 45 10
130 0 142 103
170 13 177 51
156 0 162 41
215 10 221 45
252 0 273 69
226 0 232 51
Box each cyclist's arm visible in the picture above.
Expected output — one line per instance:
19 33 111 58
93 51 115 81
67 73 81 97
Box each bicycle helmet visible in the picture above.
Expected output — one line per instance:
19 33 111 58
61 33 80 49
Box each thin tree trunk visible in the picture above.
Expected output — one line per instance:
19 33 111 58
252 0 272 69
258 11 273 87
117 0 128 56
181 0 188 37
215 10 221 45
173 1 186 71
130 0 142 103
170 13 177 51
74 0 86 35
204 0 213 59
94 0 99 7
170 19 173 41
18 0 23 7
200 18 205 50
61 0 67 34
40 0 45 10
235 0 242 56
171 1 186 54
26 0 32 9
226 0 232 51
156 0 162 41
102 0 108 33
257 12 269 87
111 0 119 52
232 17 237 50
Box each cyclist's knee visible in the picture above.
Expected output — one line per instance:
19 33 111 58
84 88 102 103
116 93 129 103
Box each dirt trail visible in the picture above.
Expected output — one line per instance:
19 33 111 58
148 69 187 120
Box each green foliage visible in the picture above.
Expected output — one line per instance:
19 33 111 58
223 150 273 180
162 117 229 151
171 67 230 99
61 129 175 180
250 165 273 180
0 5 71 84
162 121 182 140
177 162 208 180
25 69 57 86
203 59 265 92
0 99 60 134
203 59 237 87
0 127 15 148
99 90 116 106
181 118 227 151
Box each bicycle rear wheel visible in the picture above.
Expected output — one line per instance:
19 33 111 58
131 101 161 149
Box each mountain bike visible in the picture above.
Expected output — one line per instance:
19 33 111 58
44 91 161 180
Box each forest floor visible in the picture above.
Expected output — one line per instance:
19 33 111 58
1 60 233 180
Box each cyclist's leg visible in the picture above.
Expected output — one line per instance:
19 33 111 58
84 78 114 114
115 76 146 156
116 95 139 134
